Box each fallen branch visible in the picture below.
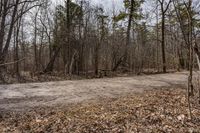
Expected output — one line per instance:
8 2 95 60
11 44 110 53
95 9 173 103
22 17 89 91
0 58 25 67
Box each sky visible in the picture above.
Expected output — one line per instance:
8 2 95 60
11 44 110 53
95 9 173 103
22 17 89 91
92 0 123 12
52 0 124 13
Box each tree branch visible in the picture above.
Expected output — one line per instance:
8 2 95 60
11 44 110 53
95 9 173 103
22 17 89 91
164 0 172 13
0 58 25 67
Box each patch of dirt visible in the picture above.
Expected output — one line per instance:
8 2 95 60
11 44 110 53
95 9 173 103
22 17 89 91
0 72 188 111
0 88 199 133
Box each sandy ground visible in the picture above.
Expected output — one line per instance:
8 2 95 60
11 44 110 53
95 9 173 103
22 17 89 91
0 72 189 112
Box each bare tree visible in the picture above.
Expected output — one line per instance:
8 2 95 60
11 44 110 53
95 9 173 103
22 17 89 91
0 0 42 82
157 0 172 73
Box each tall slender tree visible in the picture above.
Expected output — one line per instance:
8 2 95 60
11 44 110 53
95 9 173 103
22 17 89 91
158 0 172 73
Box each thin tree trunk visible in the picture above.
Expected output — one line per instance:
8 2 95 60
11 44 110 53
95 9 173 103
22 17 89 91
0 0 20 82
124 0 134 67
161 11 166 73
69 50 77 77
43 47 61 73
34 11 39 72
0 0 8 54
95 43 100 76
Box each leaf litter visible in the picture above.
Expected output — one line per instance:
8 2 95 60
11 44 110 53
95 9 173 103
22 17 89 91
0 88 200 133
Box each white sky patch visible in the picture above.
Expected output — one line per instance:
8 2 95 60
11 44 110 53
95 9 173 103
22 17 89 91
51 0 124 13
92 0 123 12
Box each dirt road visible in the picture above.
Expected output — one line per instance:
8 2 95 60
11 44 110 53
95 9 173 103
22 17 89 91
0 72 189 111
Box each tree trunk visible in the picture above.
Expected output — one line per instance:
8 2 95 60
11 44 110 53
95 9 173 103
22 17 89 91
0 0 20 82
124 0 134 67
69 50 78 77
43 47 61 73
34 11 39 72
0 1 8 54
161 11 167 73
94 43 99 76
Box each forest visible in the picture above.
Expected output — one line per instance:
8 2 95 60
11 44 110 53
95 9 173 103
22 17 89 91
0 0 199 83
0 0 200 132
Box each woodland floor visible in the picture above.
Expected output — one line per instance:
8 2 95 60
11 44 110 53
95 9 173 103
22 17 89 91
0 72 200 132
0 88 200 133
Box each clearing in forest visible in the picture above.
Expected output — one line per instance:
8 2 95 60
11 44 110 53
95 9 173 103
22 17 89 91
0 72 188 111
